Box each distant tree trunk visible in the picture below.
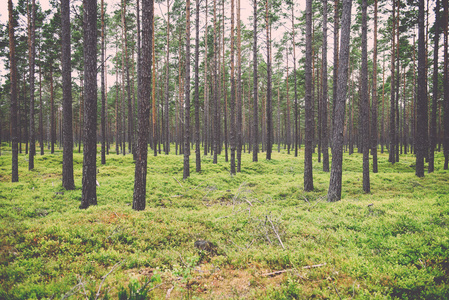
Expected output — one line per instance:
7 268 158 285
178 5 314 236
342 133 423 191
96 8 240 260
8 0 19 182
79 72 83 153
286 47 291 154
213 0 219 164
133 0 152 210
292 3 299 155
61 0 74 189
39 65 44 155
389 0 396 164
265 0 272 160
381 58 385 154
371 0 379 173
237 0 243 171
195 0 201 172
230 0 236 173
183 0 191 179
50 68 55 154
443 0 449 169
28 0 36 170
361 0 370 192
203 0 209 156
252 0 258 162
416 0 427 177
152 18 157 157
165 0 170 154
429 0 440 173
332 0 339 135
327 0 352 202
100 0 106 165
80 0 98 209
304 0 314 191
321 0 329 172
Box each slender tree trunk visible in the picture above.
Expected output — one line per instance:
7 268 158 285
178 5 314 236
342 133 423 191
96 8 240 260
265 0 272 160
443 0 449 169
304 0 314 191
133 0 152 210
61 0 74 189
213 0 219 164
183 0 191 179
100 0 106 165
322 0 329 172
28 0 36 170
332 0 339 135
252 0 258 162
165 0 170 154
152 18 157 157
327 0 352 202
292 3 299 156
80 0 98 208
230 0 236 173
195 0 201 172
416 0 427 177
8 0 19 182
361 0 370 192
371 0 379 173
286 47 291 154
429 0 440 173
50 68 55 154
39 64 44 155
237 0 242 171
389 0 396 163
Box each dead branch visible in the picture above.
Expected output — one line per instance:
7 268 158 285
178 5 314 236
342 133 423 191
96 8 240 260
262 269 292 277
173 177 183 188
95 260 125 300
302 263 327 269
332 281 342 300
268 217 285 249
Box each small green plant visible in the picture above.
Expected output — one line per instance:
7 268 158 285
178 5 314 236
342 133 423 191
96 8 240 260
118 272 161 300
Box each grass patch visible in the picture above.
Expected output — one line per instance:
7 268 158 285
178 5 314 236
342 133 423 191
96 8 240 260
0 146 448 299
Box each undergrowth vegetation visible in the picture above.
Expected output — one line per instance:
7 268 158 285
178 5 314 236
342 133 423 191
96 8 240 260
1 143 448 299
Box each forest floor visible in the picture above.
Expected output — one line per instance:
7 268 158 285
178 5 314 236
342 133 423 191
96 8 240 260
1 144 449 299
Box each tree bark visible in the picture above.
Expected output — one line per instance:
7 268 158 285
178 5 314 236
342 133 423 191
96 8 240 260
371 0 379 173
80 0 98 209
61 0 75 189
429 0 440 173
389 0 396 164
194 0 201 172
321 0 329 172
443 0 449 169
8 0 19 182
133 0 153 210
304 0 314 192
416 0 427 177
28 0 36 170
265 0 272 160
100 0 106 165
252 0 259 162
327 0 352 202
230 0 236 173
183 0 191 179
361 0 370 192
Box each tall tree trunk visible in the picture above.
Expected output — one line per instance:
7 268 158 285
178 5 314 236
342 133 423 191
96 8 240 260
165 0 170 154
237 0 242 171
8 0 19 182
327 0 352 202
389 0 396 163
203 0 208 156
332 0 339 135
443 0 449 169
304 0 314 191
429 0 440 173
416 0 427 177
100 0 106 164
321 0 329 172
292 3 299 155
265 0 272 160
152 18 157 157
80 0 98 208
230 0 236 173
50 68 55 154
286 47 291 154
133 0 153 210
183 0 191 179
371 0 378 173
61 0 74 189
195 0 201 172
39 64 44 155
28 0 36 170
252 0 259 162
361 0 370 192
213 0 219 164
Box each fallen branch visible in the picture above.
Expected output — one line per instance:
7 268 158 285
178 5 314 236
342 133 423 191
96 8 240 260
332 281 342 300
173 177 183 188
268 217 285 249
302 263 327 269
262 269 292 277
95 260 125 300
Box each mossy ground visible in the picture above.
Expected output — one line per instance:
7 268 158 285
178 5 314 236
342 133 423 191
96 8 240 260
0 143 448 299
